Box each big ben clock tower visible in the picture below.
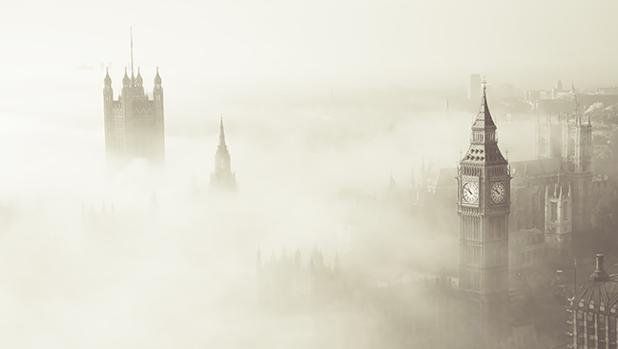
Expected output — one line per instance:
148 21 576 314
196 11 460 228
457 82 510 343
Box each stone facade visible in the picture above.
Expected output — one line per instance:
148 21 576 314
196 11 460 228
103 67 165 164
457 84 511 346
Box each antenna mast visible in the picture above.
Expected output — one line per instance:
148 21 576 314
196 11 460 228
130 26 134 77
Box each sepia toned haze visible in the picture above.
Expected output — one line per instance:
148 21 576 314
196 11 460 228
0 0 616 348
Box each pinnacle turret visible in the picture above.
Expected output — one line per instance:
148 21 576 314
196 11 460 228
104 68 112 85
154 67 162 85
218 117 227 148
122 68 130 86
135 67 143 86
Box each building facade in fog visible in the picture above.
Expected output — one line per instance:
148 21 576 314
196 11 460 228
256 249 341 309
103 67 165 164
569 254 618 349
530 109 594 256
210 118 236 191
419 97 596 264
457 83 511 345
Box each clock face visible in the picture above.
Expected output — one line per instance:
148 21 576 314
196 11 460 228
490 182 506 204
462 182 479 204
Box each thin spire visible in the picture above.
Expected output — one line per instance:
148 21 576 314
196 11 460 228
130 26 135 79
135 67 143 86
219 116 226 147
122 66 130 85
472 77 496 130
480 77 489 113
154 66 162 85
104 67 111 83
481 78 488 108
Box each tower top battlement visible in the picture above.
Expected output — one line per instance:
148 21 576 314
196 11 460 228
103 29 165 165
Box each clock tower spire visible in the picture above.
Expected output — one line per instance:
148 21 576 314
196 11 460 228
457 80 510 345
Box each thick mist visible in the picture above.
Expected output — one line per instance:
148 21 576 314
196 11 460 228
0 0 603 347
0 73 537 347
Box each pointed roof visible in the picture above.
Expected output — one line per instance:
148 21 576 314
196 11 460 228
104 67 111 84
461 81 507 165
135 67 143 84
218 117 227 147
471 81 496 130
211 116 236 190
154 67 162 84
122 67 130 85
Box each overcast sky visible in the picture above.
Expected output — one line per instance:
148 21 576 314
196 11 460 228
1 0 618 92
0 3 577 347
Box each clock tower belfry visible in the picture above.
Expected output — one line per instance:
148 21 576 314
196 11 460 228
457 82 510 343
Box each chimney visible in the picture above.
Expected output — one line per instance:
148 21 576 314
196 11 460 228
591 253 610 282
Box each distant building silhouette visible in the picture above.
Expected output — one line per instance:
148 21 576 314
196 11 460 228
210 118 236 191
533 100 594 244
544 182 573 259
103 30 165 165
256 248 342 309
81 201 117 232
509 228 545 271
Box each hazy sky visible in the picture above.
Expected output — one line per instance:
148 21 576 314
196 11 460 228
2 0 618 93
0 2 574 347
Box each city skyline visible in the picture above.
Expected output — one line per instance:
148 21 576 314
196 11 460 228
2 1 618 348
